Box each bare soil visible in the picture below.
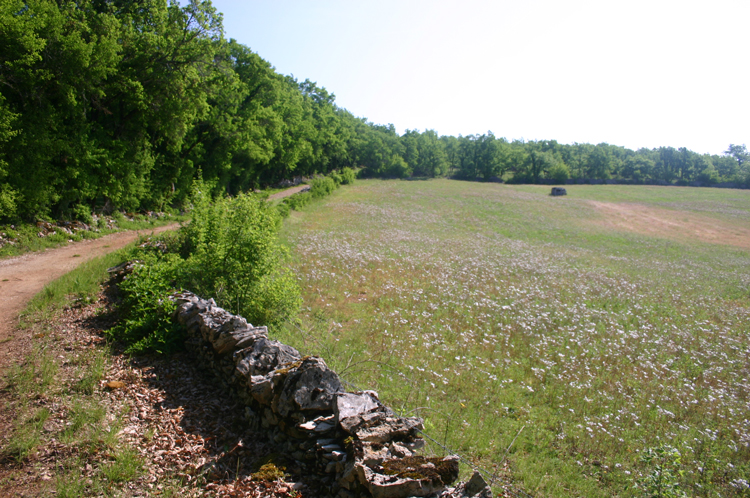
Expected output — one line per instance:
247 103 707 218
590 200 750 250
267 185 309 200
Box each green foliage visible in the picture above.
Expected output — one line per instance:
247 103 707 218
107 253 183 354
547 162 570 184
283 191 313 210
329 172 343 186
310 176 338 198
340 167 356 185
635 446 688 498
386 155 412 178
0 183 17 220
110 181 300 353
72 204 93 225
0 0 739 223
276 201 291 218
182 185 300 328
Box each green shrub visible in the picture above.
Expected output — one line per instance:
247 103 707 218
284 192 312 210
340 167 356 185
107 253 184 354
0 184 18 221
547 163 570 185
182 186 300 329
385 155 411 178
112 211 125 225
110 181 301 354
276 202 291 218
310 177 337 198
329 172 343 186
72 204 94 225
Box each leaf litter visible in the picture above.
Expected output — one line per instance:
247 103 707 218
0 289 311 497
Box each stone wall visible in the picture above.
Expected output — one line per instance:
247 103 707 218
171 291 492 498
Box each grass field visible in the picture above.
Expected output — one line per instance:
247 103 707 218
276 179 750 497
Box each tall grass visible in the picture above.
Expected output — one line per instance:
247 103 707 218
276 179 750 497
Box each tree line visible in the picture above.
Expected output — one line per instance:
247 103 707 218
0 0 747 223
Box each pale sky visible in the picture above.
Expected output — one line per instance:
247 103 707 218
207 0 749 156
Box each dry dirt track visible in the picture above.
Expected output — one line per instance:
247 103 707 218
0 224 180 359
590 200 750 250
267 184 309 200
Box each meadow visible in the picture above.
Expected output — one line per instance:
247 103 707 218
276 179 750 497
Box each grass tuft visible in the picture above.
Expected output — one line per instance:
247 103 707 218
3 407 50 462
101 447 143 483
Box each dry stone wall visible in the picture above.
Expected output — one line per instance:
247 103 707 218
171 291 492 498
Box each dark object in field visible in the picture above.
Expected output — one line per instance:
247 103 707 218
551 187 567 196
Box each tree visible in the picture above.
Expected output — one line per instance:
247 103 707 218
413 130 448 178
725 144 748 169
586 145 614 180
621 155 655 183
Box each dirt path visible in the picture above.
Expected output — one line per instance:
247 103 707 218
0 223 180 347
589 200 750 250
267 184 309 200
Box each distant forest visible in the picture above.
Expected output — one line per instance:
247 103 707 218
1 0 748 222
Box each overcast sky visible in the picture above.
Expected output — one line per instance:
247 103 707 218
207 0 748 155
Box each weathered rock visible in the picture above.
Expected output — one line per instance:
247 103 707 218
356 462 447 498
235 326 268 349
463 471 492 497
241 338 302 376
106 260 143 283
388 442 414 459
298 414 336 433
249 375 275 404
551 187 567 196
213 326 267 355
361 443 389 466
199 308 236 343
335 392 381 428
275 357 343 417
349 411 423 444
439 470 492 498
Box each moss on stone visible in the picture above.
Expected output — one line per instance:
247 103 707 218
251 462 286 481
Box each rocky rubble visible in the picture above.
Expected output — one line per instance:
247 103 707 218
0 230 17 248
34 211 168 238
171 291 492 498
35 219 92 237
275 176 306 188
106 260 144 283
